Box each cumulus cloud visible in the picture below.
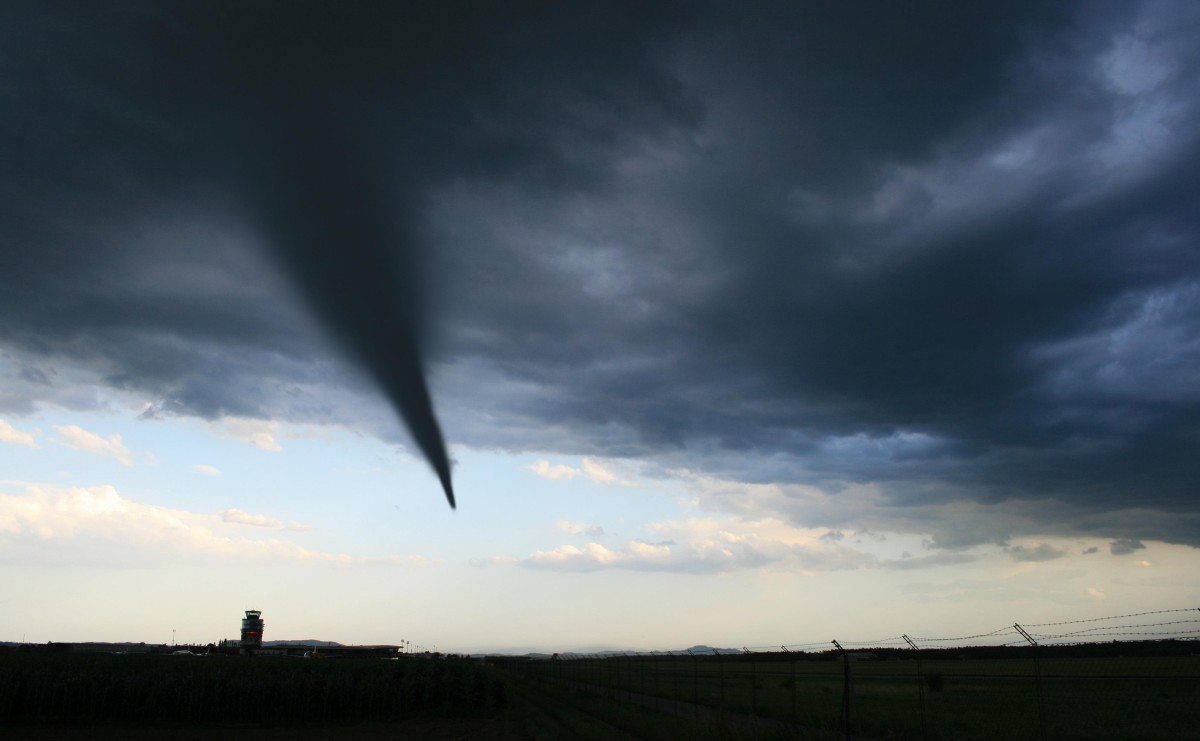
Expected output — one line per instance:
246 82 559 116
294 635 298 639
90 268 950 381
220 508 310 532
526 542 628 571
529 460 581 480
209 418 284 452
556 520 605 537
581 458 616 484
193 464 220 477
52 425 134 466
528 458 621 484
0 419 37 448
0 482 419 567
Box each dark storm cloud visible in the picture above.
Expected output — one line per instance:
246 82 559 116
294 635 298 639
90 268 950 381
1110 538 1147 556
2 2 1199 538
424 1 1200 543
1005 544 1066 563
0 1 695 507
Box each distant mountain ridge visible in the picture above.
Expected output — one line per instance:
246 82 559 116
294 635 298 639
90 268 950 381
468 645 740 657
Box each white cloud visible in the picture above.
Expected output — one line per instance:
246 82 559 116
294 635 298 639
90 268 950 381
209 417 284 452
220 507 310 532
529 460 580 480
581 458 615 483
0 419 37 448
1087 587 1107 600
524 516 880 574
523 515 1150 577
0 482 418 567
556 520 605 536
528 457 620 484
526 542 628 571
52 424 134 465
193 464 220 477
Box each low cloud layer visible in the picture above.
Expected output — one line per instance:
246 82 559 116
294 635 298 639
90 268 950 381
2 3 1199 543
515 514 1153 577
0 482 425 567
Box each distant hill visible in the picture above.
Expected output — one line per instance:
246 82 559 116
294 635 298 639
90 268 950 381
468 645 742 658
686 645 741 655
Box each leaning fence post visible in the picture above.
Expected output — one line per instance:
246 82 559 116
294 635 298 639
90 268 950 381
903 634 927 741
1014 623 1047 741
833 640 851 740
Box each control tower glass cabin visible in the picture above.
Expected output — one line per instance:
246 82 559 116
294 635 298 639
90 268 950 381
240 610 264 655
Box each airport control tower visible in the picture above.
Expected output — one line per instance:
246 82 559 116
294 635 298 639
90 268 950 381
240 609 264 655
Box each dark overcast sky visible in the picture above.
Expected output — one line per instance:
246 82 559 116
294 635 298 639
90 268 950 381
2 1 1198 546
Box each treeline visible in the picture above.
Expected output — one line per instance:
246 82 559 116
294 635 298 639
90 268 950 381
0 652 508 724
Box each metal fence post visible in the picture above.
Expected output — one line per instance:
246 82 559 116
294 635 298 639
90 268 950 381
1014 624 1047 741
833 640 851 741
903 634 927 741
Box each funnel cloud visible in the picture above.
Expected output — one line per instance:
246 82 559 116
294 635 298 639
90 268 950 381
257 113 455 508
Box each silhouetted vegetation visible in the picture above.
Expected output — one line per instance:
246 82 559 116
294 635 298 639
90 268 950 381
0 652 507 725
497 645 1200 740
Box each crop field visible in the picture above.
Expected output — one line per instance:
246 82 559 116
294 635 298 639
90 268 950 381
510 650 1200 740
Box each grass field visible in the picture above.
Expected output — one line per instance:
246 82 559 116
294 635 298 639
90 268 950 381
512 651 1200 740
0 651 717 740
3 649 1196 740
0 651 507 725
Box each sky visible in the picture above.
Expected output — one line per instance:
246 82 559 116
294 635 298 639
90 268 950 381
1 1 1198 653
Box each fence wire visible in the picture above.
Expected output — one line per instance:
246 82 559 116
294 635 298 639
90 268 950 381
495 607 1200 740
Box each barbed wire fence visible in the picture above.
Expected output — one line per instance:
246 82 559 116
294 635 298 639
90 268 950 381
491 608 1200 740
